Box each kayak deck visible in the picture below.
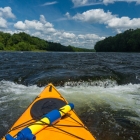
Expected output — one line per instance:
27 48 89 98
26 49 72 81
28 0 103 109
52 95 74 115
2 83 95 140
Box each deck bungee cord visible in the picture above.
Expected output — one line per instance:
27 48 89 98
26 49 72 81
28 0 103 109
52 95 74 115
5 103 88 140
2 84 95 140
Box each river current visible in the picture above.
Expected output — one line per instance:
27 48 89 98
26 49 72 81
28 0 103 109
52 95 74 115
0 52 140 140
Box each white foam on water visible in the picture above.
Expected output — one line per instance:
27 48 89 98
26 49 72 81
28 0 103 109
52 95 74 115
0 80 43 95
57 80 140 119
0 80 44 103
0 80 140 120
0 81 45 114
0 80 140 140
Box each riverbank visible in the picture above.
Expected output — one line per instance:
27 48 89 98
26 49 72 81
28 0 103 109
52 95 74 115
0 32 95 52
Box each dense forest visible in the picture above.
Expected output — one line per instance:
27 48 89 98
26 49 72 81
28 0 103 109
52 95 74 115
95 29 140 52
0 31 94 52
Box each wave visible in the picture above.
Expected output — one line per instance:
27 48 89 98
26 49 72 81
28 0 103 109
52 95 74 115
0 80 140 139
58 81 140 118
0 80 140 117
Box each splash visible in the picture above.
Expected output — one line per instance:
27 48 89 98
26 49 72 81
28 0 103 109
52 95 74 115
57 80 140 119
0 80 140 140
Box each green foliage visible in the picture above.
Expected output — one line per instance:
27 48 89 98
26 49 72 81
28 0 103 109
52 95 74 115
0 31 94 52
46 43 95 52
13 42 35 51
0 42 4 50
0 32 11 48
95 28 140 52
68 45 95 52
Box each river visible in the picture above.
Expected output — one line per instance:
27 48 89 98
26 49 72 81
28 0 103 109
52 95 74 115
0 52 140 140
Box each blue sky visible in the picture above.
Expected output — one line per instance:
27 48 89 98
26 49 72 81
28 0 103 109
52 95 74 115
0 0 140 49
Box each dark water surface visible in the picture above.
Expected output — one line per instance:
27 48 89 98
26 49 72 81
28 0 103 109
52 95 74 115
0 52 140 140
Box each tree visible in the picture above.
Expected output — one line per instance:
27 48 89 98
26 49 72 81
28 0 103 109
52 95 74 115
0 32 11 47
95 28 140 52
0 31 93 52
0 42 4 50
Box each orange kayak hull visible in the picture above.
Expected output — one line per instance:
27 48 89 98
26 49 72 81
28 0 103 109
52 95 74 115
2 83 95 140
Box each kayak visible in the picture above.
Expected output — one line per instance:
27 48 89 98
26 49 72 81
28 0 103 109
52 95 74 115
2 83 95 140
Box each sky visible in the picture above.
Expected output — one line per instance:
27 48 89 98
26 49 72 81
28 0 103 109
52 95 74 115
0 0 140 49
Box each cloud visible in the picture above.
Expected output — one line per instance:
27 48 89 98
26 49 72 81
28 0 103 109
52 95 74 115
78 34 105 40
69 9 140 33
72 0 140 7
103 0 140 5
41 1 58 6
40 15 46 24
72 0 102 7
0 6 15 28
3 30 20 35
0 17 7 28
14 21 26 30
65 12 71 19
14 15 55 33
31 29 104 49
0 7 15 19
107 17 140 32
52 31 104 48
14 14 104 49
72 0 88 6
73 9 115 24
61 32 76 39
0 6 103 49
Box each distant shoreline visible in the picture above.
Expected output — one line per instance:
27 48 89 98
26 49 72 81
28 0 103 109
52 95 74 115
95 29 140 52
0 31 95 52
